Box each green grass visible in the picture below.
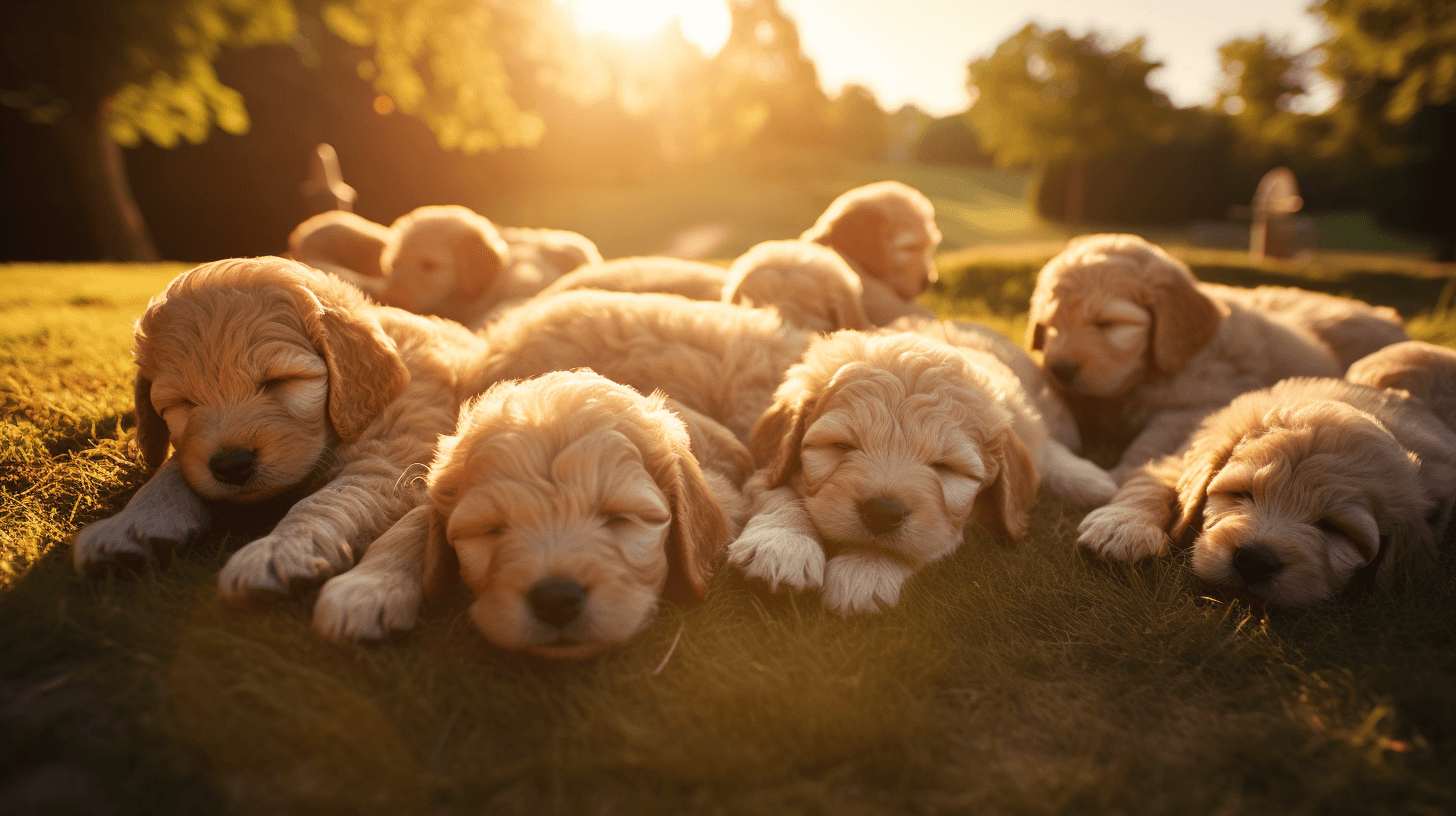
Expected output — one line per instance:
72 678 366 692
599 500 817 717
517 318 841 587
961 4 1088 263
4 257 1456 815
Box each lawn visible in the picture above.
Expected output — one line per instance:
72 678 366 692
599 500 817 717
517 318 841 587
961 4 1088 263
3 251 1456 815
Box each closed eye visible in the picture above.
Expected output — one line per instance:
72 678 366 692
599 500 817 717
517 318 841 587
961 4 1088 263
1313 518 1344 537
833 442 855 452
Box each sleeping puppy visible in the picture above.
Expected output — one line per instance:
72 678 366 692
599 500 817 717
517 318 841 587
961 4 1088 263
801 181 943 326
533 256 729 302
497 225 603 278
287 210 392 294
1346 341 1456 431
72 257 484 606
1076 378 1456 605
1027 233 1342 480
312 371 751 654
721 240 873 333
1212 284 1407 370
727 331 1111 615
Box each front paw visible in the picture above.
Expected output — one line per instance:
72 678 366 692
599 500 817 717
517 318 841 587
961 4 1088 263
218 531 354 605
726 517 826 592
1076 505 1169 561
821 551 915 615
73 502 208 578
313 568 421 641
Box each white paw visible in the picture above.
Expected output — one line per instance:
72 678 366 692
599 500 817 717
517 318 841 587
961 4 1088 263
1076 505 1169 561
821 551 915 615
726 516 826 592
73 499 208 577
312 569 421 641
218 531 354 605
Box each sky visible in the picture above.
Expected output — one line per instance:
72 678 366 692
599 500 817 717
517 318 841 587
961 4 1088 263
565 0 1335 117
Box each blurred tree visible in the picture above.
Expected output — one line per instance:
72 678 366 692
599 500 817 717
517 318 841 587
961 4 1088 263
710 0 830 148
914 114 994 167
1214 36 1310 161
965 24 1175 223
829 84 888 160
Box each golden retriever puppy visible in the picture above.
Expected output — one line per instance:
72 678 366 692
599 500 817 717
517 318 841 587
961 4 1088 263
497 225 603 277
1211 284 1407 370
313 371 750 653
1028 233 1342 480
727 331 1113 615
533 256 729 303
721 240 872 333
801 181 942 325
286 210 392 294
1077 378 1456 605
71 258 484 606
1346 341 1456 430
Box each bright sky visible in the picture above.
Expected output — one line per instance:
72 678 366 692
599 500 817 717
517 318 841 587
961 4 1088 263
564 0 1335 117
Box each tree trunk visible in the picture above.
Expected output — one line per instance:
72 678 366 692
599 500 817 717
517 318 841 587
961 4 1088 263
53 97 158 261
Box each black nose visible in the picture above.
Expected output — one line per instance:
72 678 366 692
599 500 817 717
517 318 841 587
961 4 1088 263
527 579 586 628
1232 544 1283 587
858 498 907 536
1048 359 1081 385
208 449 256 486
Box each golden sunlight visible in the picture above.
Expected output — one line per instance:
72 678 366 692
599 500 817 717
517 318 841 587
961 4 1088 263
566 0 732 54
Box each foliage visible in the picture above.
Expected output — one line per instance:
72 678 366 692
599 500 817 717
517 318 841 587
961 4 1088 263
1316 0 1456 126
827 84 889 160
709 0 831 148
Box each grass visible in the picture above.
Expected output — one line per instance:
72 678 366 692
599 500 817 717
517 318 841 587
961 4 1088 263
4 253 1456 815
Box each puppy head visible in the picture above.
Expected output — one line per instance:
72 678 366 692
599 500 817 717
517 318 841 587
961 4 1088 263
1027 234 1225 397
381 205 510 317
423 370 729 659
1173 397 1437 606
287 211 392 279
133 257 409 501
751 332 1038 565
723 240 871 333
801 181 942 302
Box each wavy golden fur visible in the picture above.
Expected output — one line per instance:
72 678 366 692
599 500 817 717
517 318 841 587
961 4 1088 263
721 240 872 333
287 210 392 283
534 256 728 302
1346 341 1456 431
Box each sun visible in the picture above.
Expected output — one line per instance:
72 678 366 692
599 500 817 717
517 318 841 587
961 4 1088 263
566 0 732 54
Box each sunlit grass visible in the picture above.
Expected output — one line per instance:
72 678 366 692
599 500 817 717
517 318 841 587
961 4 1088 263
3 259 1455 814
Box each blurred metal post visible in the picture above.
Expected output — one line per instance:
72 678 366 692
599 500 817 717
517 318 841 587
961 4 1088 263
301 143 358 214
1250 167 1303 259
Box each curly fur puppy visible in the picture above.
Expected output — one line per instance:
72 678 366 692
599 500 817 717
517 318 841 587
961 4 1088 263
533 256 728 303
721 240 872 333
1347 341 1456 431
72 257 483 605
1028 234 1342 480
727 331 1111 615
497 225 603 278
1212 284 1407 370
287 210 392 287
801 181 943 325
314 371 750 653
1076 378 1456 605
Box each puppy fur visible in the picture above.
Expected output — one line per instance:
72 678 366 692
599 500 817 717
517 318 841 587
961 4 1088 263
1211 284 1407 370
314 371 749 652
801 181 943 325
721 240 873 333
1077 378 1456 606
728 331 1108 615
287 210 392 294
1346 341 1456 431
534 257 729 302
497 225 603 278
72 257 484 606
1028 233 1342 480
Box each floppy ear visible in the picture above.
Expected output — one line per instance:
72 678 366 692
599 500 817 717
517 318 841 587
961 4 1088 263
1029 323 1047 352
667 399 756 487
1146 276 1222 374
311 302 411 442
421 508 460 606
452 226 506 302
132 372 170 469
659 436 731 604
749 378 817 489
811 206 891 281
972 427 1040 542
1169 426 1241 543
828 282 872 331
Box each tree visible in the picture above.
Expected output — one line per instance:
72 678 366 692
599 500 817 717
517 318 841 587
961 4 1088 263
709 0 830 148
829 84 888 160
965 24 1175 223
1214 36 1310 161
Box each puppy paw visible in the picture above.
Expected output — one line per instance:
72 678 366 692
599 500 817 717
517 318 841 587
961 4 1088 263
822 551 916 615
312 568 421 641
1076 505 1169 561
72 500 208 578
218 531 355 606
726 517 826 592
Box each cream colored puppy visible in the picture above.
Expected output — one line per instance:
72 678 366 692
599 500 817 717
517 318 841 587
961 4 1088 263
72 258 483 606
287 210 392 290
314 371 749 655
1077 378 1456 605
1028 234 1342 480
721 240 872 333
1347 341 1456 431
728 331 1109 615
534 257 728 302
801 181 943 325
1212 284 1407 370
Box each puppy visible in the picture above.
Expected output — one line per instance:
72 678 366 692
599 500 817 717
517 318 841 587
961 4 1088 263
1077 378 1456 605
801 181 942 325
72 257 484 606
1027 234 1342 480
721 240 872 333
286 210 392 294
533 256 728 302
1347 341 1456 430
727 331 1111 615
313 371 750 654
1212 284 1407 370
497 225 603 278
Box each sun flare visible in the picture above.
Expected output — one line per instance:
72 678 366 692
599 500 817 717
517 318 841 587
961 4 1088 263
566 0 732 54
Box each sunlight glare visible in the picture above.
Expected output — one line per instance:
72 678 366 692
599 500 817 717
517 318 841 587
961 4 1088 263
567 0 732 54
